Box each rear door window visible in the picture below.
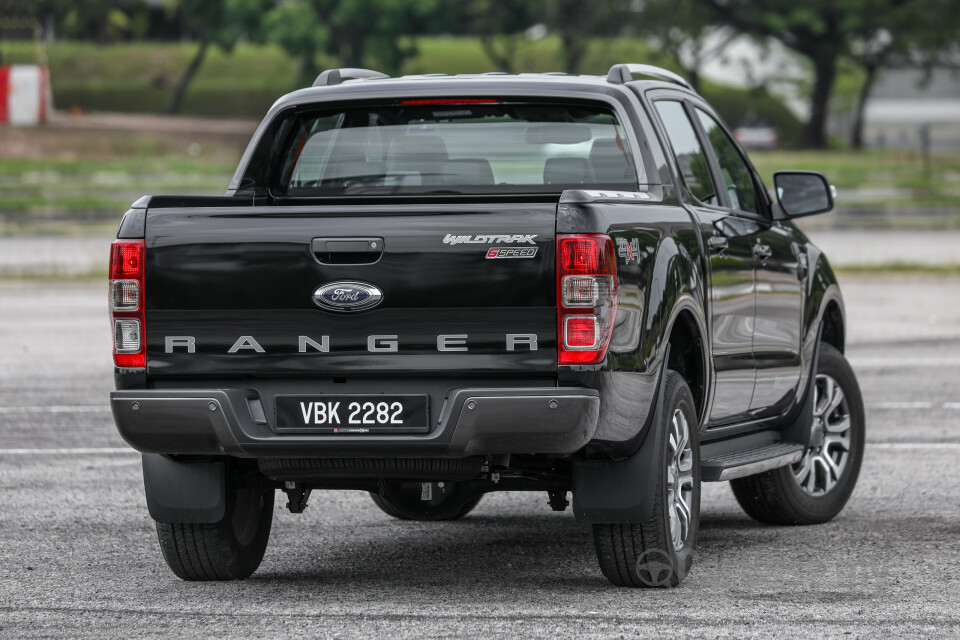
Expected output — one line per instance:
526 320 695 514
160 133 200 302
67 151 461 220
653 101 718 206
273 100 642 195
694 108 759 214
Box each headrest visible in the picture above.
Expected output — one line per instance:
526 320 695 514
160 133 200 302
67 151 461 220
387 134 449 164
543 157 594 184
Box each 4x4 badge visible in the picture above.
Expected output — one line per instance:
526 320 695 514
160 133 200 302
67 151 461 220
617 237 641 264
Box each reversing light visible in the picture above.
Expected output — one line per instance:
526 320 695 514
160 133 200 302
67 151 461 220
556 235 618 365
114 319 142 352
109 240 145 368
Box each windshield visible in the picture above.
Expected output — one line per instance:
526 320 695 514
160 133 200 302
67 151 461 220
274 100 642 196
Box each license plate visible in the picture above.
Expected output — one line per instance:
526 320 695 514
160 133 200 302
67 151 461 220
275 395 429 434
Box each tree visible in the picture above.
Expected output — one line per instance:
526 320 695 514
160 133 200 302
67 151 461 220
460 0 544 73
543 0 629 74
166 0 273 114
262 0 440 84
847 0 960 147
698 0 881 148
631 0 735 92
17 0 147 42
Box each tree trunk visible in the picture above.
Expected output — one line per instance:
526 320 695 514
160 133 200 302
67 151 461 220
480 36 516 73
167 39 210 116
851 62 879 149
297 46 319 88
801 53 837 149
562 32 588 75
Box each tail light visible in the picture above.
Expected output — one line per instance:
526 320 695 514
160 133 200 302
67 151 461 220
109 240 145 368
557 234 618 365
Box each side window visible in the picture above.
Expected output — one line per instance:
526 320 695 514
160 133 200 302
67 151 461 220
653 101 718 206
694 108 758 214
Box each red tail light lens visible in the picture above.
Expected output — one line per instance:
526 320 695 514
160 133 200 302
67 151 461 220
110 243 143 279
109 240 145 368
557 235 618 365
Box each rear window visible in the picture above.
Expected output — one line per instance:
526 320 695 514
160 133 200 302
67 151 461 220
272 99 642 196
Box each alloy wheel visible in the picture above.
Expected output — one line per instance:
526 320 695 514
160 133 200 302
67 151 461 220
666 408 695 550
792 373 852 496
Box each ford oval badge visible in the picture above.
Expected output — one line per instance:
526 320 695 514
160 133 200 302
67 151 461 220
313 281 383 312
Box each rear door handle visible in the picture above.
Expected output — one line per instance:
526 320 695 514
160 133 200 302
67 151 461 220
708 236 729 252
753 243 772 260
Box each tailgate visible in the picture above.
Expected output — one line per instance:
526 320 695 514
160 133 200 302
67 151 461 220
144 202 557 377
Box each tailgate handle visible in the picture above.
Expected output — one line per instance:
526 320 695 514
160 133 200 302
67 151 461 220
312 237 384 265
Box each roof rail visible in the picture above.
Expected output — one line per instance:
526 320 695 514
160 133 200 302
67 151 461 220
606 64 694 91
313 68 389 87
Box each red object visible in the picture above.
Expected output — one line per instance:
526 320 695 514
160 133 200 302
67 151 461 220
564 317 598 348
556 235 618 365
0 67 9 123
398 98 500 105
109 240 146 368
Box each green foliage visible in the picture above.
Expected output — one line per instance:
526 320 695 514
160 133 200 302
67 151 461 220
22 0 147 42
259 0 441 79
626 0 717 90
0 39 804 134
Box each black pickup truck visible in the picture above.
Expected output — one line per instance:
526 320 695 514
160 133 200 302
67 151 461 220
109 64 864 587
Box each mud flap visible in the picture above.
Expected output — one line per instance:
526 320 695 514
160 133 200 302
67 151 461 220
571 345 670 524
142 454 225 523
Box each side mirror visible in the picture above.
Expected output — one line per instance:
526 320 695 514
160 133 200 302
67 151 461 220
773 171 835 219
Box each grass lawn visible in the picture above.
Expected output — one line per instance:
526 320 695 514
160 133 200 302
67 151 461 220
0 118 956 231
750 150 960 208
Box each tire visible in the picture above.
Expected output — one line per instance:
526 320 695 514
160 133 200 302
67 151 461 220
593 371 701 587
731 343 865 525
155 463 274 581
369 481 483 521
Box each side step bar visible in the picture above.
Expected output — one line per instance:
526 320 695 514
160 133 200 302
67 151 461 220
701 442 804 482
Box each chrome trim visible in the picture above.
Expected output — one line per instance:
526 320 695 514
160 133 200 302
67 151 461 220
312 281 384 312
716 449 803 481
559 189 658 204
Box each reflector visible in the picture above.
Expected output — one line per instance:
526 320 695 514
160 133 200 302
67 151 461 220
564 316 598 349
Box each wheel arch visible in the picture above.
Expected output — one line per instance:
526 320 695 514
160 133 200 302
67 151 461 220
821 298 845 354
665 305 708 425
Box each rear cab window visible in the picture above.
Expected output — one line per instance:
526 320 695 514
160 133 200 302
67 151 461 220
269 99 645 196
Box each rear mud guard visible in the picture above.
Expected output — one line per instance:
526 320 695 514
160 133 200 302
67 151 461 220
571 345 670 524
142 454 226 523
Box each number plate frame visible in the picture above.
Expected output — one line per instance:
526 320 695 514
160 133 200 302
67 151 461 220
274 394 430 434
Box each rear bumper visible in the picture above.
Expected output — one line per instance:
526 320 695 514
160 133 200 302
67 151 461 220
111 387 599 458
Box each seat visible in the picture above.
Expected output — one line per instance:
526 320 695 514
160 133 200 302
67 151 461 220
386 135 449 184
543 157 596 185
441 159 495 186
320 160 387 185
589 138 635 184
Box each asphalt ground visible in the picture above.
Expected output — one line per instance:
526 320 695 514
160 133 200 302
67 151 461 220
0 276 958 639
